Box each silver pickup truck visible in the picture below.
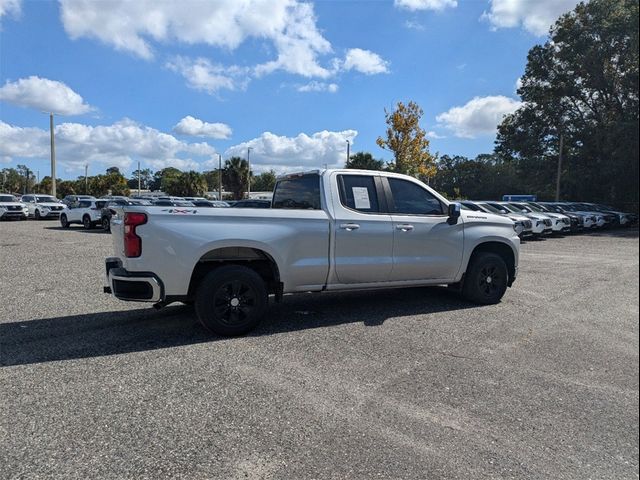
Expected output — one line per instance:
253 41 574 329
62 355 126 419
105 169 520 336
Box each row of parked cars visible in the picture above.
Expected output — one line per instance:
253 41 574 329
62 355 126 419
458 200 638 238
1 193 636 237
0 193 271 230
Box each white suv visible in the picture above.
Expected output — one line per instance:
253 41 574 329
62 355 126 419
21 194 66 219
60 199 107 229
0 194 29 220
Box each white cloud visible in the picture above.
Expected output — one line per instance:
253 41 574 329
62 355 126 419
339 48 389 75
0 76 93 115
296 81 338 93
0 121 49 163
253 2 332 78
394 0 457 11
0 119 216 172
436 95 522 138
0 0 20 21
222 129 357 172
426 131 446 139
404 20 425 31
59 0 388 94
481 0 579 36
60 0 333 78
173 116 232 139
166 57 249 95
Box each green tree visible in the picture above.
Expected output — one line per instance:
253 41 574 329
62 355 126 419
496 0 639 207
128 168 153 190
163 171 208 196
152 167 182 192
252 170 277 192
376 101 436 180
57 180 77 198
203 170 222 193
1 168 23 193
345 152 386 171
15 164 35 194
223 157 249 200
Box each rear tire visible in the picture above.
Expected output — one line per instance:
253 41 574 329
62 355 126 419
60 214 70 228
83 215 92 229
195 265 268 336
102 217 110 232
462 252 508 305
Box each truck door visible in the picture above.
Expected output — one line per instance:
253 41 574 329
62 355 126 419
384 177 463 281
333 174 393 284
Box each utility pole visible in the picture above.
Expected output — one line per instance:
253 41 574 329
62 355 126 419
247 147 253 198
555 133 563 202
218 153 222 200
137 160 141 195
346 139 350 165
85 164 89 194
50 113 56 197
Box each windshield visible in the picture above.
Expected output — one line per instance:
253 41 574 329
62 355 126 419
0 195 17 202
36 196 58 203
510 203 532 213
498 203 523 213
543 204 563 213
460 201 481 211
526 203 546 213
477 202 503 214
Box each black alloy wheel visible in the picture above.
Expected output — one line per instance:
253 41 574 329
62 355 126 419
195 265 268 336
462 252 508 305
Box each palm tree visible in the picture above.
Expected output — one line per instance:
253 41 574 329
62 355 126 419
180 171 208 196
223 157 249 200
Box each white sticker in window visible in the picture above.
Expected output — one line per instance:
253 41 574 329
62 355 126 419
352 187 371 209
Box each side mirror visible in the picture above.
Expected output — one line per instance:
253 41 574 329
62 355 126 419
447 202 461 225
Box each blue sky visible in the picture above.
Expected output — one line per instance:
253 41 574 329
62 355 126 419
0 0 579 180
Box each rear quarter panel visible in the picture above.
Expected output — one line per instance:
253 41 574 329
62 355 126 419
114 207 330 296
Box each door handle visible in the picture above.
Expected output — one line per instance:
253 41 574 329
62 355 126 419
396 224 414 231
339 223 360 231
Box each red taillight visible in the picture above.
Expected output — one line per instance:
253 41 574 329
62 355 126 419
124 212 147 258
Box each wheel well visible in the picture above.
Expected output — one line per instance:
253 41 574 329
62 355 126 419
469 242 516 286
188 247 281 299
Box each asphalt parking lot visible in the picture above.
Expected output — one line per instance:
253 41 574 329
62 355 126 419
1 221 638 479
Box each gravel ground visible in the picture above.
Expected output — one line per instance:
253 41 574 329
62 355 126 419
1 220 638 479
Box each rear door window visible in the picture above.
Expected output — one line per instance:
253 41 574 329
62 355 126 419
338 175 381 213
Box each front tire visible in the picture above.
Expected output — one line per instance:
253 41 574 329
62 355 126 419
83 215 92 229
34 209 41 220
462 252 508 305
102 217 110 232
195 265 268 336
60 214 70 228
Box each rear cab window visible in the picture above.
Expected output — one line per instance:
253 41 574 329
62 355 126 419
272 174 321 209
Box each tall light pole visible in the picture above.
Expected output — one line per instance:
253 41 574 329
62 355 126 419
346 139 350 165
137 160 141 195
555 133 564 202
50 113 56 197
218 153 223 200
247 147 253 198
84 164 89 194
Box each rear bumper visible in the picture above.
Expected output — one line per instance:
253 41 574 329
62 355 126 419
104 257 163 302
